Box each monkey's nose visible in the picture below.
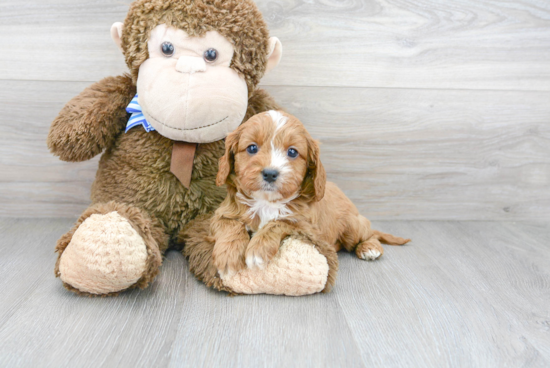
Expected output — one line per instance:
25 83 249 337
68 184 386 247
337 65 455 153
262 169 279 183
176 56 206 74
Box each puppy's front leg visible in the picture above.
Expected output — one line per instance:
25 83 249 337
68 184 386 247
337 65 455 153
211 218 250 276
245 221 296 269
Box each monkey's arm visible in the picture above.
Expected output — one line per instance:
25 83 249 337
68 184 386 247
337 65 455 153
47 74 136 162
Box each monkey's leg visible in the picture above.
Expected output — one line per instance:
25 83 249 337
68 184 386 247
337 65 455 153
180 215 338 296
54 201 168 296
225 236 338 296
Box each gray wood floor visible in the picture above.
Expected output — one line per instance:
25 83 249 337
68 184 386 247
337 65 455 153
0 218 549 368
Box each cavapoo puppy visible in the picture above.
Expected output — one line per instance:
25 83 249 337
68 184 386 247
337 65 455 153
211 110 410 275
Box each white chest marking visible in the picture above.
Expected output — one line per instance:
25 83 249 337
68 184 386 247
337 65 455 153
237 192 297 229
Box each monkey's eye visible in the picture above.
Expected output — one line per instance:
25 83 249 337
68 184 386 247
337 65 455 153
204 48 218 62
246 144 259 155
161 42 175 57
287 148 299 158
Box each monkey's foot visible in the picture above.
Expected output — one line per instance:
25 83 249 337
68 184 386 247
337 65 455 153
57 211 155 295
220 237 330 296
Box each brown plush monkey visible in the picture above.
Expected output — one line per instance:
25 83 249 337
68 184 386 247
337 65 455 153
48 0 336 296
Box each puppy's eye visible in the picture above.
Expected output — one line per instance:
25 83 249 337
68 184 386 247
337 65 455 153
161 42 175 57
246 144 259 155
287 148 299 158
204 48 218 62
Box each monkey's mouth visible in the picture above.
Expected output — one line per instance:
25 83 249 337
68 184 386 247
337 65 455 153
147 114 229 131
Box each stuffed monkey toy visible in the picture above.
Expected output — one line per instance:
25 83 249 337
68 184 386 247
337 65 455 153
48 0 337 296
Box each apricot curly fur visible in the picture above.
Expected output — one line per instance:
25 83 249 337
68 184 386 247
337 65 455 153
209 111 409 291
179 213 338 294
179 214 234 293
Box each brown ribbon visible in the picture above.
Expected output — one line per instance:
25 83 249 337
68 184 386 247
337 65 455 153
170 142 198 189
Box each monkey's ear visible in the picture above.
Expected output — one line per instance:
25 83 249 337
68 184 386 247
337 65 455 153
110 22 124 52
216 130 241 187
265 37 283 74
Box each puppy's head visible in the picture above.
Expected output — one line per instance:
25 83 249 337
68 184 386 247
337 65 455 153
217 110 326 202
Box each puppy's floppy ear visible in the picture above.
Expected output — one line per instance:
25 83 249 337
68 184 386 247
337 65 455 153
216 129 241 186
302 136 326 202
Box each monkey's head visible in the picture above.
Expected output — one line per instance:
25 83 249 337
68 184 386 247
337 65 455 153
111 0 282 143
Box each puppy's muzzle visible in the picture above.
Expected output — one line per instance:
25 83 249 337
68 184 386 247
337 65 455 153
262 169 279 183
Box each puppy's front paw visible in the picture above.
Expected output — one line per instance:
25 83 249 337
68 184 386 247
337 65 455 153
213 239 248 276
245 238 280 269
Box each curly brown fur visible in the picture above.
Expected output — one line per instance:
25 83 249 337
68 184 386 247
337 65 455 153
122 0 271 95
50 84 282 294
245 89 285 117
48 0 290 295
47 74 136 162
88 88 283 237
54 201 167 296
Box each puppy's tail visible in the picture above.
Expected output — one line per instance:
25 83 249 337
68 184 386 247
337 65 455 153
372 230 411 246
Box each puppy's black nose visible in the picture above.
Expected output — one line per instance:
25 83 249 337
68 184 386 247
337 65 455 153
262 169 279 183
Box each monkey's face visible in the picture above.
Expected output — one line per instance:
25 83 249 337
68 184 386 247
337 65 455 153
136 24 248 143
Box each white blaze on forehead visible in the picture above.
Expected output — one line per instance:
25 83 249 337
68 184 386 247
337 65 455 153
267 110 288 131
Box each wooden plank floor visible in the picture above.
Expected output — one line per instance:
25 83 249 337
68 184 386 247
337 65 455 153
0 219 548 367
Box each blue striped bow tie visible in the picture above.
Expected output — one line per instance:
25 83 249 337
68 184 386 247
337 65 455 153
125 94 155 133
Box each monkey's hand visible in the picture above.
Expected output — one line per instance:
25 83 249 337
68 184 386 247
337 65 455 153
47 74 136 162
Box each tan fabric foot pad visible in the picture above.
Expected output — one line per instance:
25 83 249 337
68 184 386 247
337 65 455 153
58 211 148 294
220 237 329 296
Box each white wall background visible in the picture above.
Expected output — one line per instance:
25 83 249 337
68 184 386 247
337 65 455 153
0 0 549 220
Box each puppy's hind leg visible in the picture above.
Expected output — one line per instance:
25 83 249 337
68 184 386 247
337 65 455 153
356 228 411 261
342 215 410 261
339 215 383 261
355 237 385 261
